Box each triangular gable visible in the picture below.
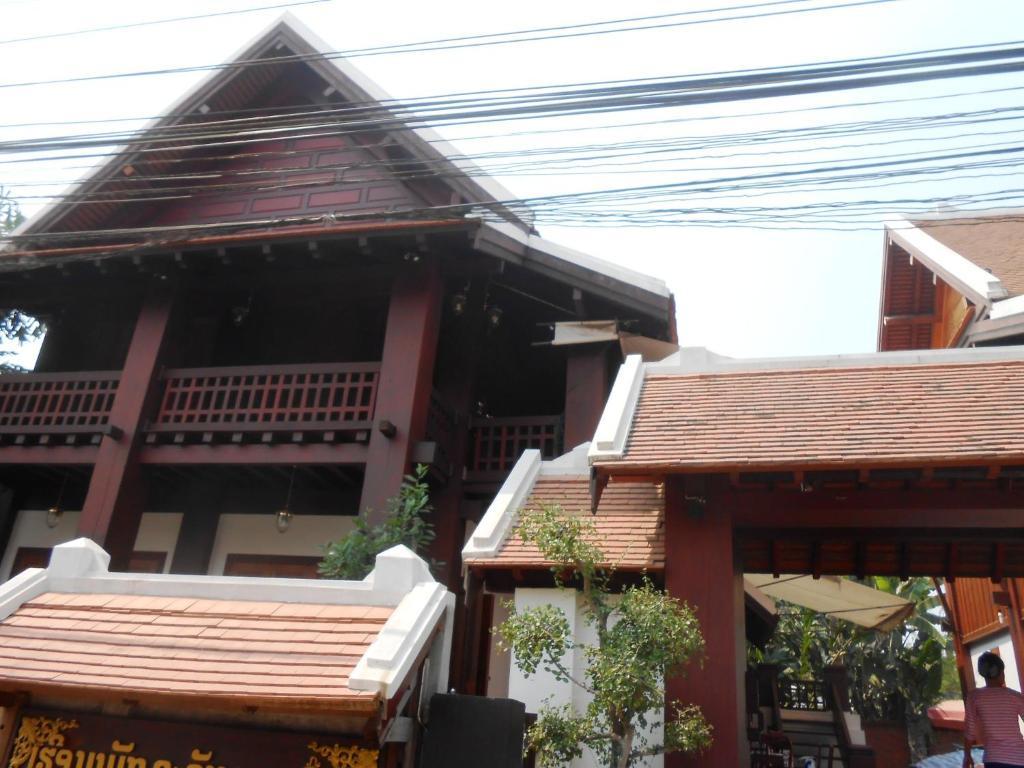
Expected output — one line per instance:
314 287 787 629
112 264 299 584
15 14 531 242
877 216 1009 350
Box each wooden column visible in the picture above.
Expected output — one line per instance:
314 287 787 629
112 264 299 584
664 478 747 768
563 343 612 451
78 280 177 570
935 578 973 696
168 479 225 575
359 260 442 521
1005 578 1024 688
0 486 19 574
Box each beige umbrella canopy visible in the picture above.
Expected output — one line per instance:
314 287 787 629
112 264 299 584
745 574 915 632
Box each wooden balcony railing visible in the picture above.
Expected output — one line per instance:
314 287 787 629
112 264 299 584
468 414 563 477
149 362 380 444
777 677 828 712
0 371 120 440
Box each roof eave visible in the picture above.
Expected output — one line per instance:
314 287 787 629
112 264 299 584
884 216 1009 307
474 221 673 322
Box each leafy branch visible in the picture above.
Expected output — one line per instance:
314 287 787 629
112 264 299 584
318 464 436 580
497 504 711 768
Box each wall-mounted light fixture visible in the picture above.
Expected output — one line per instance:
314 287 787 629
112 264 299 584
450 290 467 317
275 508 293 534
46 506 63 529
231 290 254 327
46 473 69 529
485 303 503 328
275 466 297 533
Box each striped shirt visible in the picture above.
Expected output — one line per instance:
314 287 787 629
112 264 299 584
965 686 1024 766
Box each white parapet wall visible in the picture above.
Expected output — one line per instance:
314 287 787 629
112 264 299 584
968 628 1020 690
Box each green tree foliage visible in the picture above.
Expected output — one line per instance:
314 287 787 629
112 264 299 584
497 504 712 768
318 464 435 580
752 577 945 760
0 189 42 372
0 188 23 234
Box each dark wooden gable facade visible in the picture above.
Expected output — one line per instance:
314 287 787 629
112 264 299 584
0 15 675 686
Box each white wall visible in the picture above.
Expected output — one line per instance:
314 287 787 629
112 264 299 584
0 510 183 579
486 595 512 699
506 587 664 768
206 513 356 575
969 629 1021 690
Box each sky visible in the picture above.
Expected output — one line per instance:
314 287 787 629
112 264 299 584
1 0 1023 362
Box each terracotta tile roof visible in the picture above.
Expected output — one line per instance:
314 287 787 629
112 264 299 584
597 359 1024 472
912 216 1024 297
465 478 664 570
0 592 391 712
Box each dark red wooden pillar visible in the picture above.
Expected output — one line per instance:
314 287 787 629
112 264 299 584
359 260 443 521
78 280 177 570
664 477 747 768
563 343 612 450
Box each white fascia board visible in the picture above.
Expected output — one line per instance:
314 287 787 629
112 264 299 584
588 354 644 461
990 293 1024 320
885 217 1009 306
462 450 542 560
648 344 1024 376
967 318 1024 345
966 294 1024 343
350 581 453 699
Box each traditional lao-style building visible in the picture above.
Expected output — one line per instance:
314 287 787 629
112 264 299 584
558 343 1024 767
0 10 674 660
878 212 1024 719
0 537 453 767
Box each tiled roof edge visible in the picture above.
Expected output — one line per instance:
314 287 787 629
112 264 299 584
462 450 542 560
645 344 1024 377
588 355 644 462
885 216 1009 306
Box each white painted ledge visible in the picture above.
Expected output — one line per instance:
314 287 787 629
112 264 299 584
350 581 453 698
589 354 644 461
462 450 542 559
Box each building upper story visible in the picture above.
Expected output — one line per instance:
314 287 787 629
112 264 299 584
0 15 675 584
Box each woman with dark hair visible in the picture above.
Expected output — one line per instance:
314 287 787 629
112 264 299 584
964 651 1024 768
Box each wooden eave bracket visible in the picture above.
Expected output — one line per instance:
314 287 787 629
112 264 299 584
589 469 609 515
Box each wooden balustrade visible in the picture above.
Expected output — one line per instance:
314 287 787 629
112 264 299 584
0 371 120 439
467 414 564 477
778 678 829 712
149 362 380 444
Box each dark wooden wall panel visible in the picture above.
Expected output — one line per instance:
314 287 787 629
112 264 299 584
953 578 1004 641
152 134 438 227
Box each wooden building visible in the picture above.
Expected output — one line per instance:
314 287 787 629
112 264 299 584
0 537 453 767
0 12 673 635
577 344 1024 767
878 213 1024 705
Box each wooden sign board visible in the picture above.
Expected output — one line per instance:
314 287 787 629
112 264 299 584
6 709 378 768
